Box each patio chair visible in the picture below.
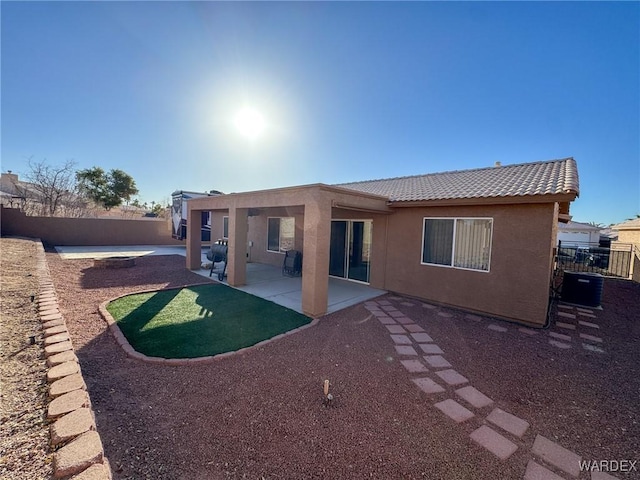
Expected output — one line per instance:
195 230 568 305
282 250 302 277
207 240 228 281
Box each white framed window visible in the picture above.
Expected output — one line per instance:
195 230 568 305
222 216 229 239
267 217 295 253
421 217 493 272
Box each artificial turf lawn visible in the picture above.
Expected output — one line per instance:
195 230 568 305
106 283 311 358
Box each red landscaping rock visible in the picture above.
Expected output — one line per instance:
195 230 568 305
53 431 104 479
48 389 90 419
50 373 86 398
51 408 95 446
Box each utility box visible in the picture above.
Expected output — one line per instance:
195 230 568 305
562 271 604 308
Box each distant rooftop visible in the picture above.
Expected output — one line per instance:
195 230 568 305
612 218 640 230
335 157 579 202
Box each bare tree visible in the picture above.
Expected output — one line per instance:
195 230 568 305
22 158 80 216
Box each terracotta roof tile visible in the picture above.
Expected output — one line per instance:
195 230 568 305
335 157 579 202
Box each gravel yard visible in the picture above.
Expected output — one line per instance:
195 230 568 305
2 237 639 479
0 238 52 479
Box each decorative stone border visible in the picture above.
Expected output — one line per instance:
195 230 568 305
98 284 319 365
35 241 112 479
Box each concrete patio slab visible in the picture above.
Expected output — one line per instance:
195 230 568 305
434 369 469 386
395 317 414 325
419 344 444 355
412 377 445 394
423 355 452 369
388 311 405 318
455 385 493 409
591 471 622 480
549 340 572 349
404 324 425 333
410 332 433 343
377 316 397 325
558 312 577 319
576 307 593 314
54 246 386 315
578 320 599 329
556 322 576 330
549 332 572 342
469 425 517 460
579 333 603 343
394 345 418 356
577 311 597 319
400 359 429 373
434 399 474 423
486 407 529 438
390 334 413 345
386 325 406 334
532 434 582 478
437 312 453 318
524 460 566 480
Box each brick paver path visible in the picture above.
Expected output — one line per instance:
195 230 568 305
366 297 617 479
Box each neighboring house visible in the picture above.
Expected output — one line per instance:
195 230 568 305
611 218 640 247
557 221 602 246
185 157 579 326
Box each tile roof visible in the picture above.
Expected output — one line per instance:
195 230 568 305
335 157 579 203
612 218 640 230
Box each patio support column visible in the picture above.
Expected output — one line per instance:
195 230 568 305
186 207 201 270
227 207 248 286
301 196 331 317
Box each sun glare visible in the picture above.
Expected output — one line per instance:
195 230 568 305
234 107 265 140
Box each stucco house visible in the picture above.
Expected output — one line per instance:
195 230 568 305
557 221 602 246
185 157 579 327
612 218 640 248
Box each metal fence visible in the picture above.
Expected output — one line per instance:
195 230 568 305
556 241 632 278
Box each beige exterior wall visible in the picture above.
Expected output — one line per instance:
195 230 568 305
1 206 181 246
381 203 557 326
617 229 640 246
188 185 563 323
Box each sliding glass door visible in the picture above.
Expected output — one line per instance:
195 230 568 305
329 220 372 283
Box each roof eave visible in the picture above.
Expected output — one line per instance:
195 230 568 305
387 192 578 208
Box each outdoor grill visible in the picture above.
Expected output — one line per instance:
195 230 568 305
207 241 228 281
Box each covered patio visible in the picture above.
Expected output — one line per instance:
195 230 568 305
204 262 386 314
186 184 393 317
54 244 386 315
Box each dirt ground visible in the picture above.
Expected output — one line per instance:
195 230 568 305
0 238 52 479
1 237 639 479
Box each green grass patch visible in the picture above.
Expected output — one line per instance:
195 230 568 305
106 284 311 358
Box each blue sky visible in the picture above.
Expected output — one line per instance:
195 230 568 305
2 1 638 225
